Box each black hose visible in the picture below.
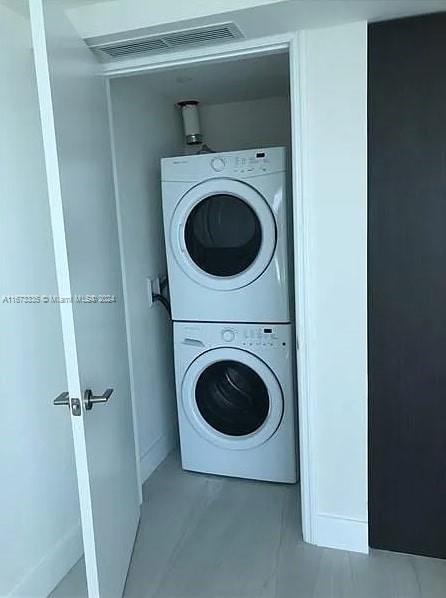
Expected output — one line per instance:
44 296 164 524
159 276 169 291
152 293 171 318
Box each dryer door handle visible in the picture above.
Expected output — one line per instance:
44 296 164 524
182 338 205 347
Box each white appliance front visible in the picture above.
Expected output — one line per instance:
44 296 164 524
162 147 290 323
174 322 297 483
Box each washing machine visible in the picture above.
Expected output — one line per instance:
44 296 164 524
161 147 290 323
173 321 297 483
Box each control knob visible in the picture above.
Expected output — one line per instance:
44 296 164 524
221 328 235 342
211 157 226 172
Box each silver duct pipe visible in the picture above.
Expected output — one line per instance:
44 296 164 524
177 100 202 145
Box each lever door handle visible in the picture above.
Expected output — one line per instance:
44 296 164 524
53 392 82 416
84 388 114 411
53 391 69 406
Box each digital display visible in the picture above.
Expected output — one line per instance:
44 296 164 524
263 328 272 333
256 152 266 158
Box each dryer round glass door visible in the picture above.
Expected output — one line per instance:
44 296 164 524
182 347 283 450
170 179 276 291
185 195 261 277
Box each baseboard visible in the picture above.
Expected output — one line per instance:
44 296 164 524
8 522 83 597
140 425 178 483
313 512 369 554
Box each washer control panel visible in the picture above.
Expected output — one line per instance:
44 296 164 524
220 326 284 348
175 322 290 351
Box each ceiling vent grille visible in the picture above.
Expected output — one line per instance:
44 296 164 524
102 38 169 58
92 23 244 60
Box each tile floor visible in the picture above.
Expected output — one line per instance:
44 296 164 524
51 452 446 598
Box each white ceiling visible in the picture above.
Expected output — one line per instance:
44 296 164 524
66 0 286 38
67 0 446 42
116 51 290 105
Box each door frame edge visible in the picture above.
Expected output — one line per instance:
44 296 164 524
105 78 144 506
101 30 316 546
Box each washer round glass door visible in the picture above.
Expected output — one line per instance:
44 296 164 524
182 347 283 450
170 179 276 291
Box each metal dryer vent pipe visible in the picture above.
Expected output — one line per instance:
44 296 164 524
177 100 202 145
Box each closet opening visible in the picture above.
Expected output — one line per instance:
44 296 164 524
108 48 301 590
55 46 307 594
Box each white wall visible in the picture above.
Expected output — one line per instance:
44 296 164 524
0 4 82 595
199 96 291 153
109 76 183 482
299 21 368 552
66 0 285 38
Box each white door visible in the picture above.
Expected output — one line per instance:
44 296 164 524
29 1 140 595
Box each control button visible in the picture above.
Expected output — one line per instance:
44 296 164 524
222 328 235 342
211 157 225 172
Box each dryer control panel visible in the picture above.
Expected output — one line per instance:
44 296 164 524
221 326 285 348
162 147 285 182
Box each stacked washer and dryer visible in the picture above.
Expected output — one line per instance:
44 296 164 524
161 147 297 483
